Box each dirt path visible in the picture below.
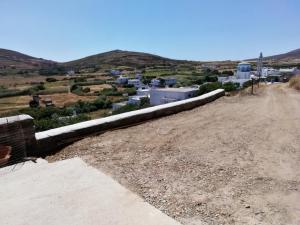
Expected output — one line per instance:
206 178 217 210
48 84 300 225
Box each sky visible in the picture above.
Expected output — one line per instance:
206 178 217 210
1 0 300 62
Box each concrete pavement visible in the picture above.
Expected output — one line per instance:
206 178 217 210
0 157 181 225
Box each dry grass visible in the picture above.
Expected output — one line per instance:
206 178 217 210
86 84 112 92
0 96 30 114
0 75 66 88
40 93 97 107
289 75 300 91
0 93 97 114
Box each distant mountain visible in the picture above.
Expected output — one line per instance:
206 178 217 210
63 50 192 69
247 48 300 61
1 47 299 76
0 48 57 71
264 48 300 61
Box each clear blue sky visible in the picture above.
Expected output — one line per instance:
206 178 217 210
1 0 299 62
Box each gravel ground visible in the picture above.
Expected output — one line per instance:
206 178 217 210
48 84 300 225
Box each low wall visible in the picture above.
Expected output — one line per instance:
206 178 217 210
34 89 224 154
0 115 36 165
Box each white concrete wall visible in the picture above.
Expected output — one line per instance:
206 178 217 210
236 71 251 79
150 89 198 106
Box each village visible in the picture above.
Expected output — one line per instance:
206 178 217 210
27 52 300 112
1 51 299 133
2 0 300 224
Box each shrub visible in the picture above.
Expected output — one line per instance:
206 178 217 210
222 82 239 92
204 75 218 82
123 84 134 88
33 114 90 132
198 82 222 95
75 80 106 86
46 77 58 82
221 70 234 76
123 87 136 96
93 97 112 109
100 88 122 96
194 77 204 85
74 77 87 83
0 89 26 98
140 97 150 107
242 80 253 88
112 104 140 115
82 87 91 93
37 87 68 95
289 75 300 91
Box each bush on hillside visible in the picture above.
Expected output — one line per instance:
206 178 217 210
221 70 234 76
112 104 140 115
198 82 222 95
46 77 58 82
289 75 300 91
222 82 239 92
82 87 91 93
242 80 253 88
204 75 218 82
33 114 90 131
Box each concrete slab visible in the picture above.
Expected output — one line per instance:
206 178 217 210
0 158 181 225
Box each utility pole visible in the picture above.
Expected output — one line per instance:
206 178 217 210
257 52 263 87
250 75 257 95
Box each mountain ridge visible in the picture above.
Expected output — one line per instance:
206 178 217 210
0 48 57 70
0 48 299 75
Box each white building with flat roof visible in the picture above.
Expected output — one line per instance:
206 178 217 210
112 101 127 111
137 88 150 97
151 78 161 87
116 76 128 84
128 79 142 88
162 77 177 86
150 87 198 106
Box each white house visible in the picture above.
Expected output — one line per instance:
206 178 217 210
112 101 127 111
262 67 279 77
151 79 161 87
128 95 148 105
137 87 150 97
128 79 141 88
135 73 142 80
150 87 198 106
66 70 75 76
150 77 177 87
236 62 252 79
218 62 253 87
116 76 128 84
110 70 121 76
162 77 177 86
279 67 300 75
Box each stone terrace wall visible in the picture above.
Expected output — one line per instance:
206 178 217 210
34 89 224 154
0 115 36 165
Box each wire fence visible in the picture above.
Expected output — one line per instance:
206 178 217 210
0 116 27 169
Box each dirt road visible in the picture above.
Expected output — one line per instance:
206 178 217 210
48 84 300 225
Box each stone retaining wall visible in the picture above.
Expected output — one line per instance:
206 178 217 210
0 115 36 165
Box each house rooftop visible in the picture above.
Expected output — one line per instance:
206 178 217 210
152 87 198 93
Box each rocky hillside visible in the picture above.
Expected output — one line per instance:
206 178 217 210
264 48 300 61
62 50 193 69
0 48 57 71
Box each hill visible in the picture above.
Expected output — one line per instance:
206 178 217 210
247 48 300 62
0 48 57 72
264 48 300 61
63 50 194 69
